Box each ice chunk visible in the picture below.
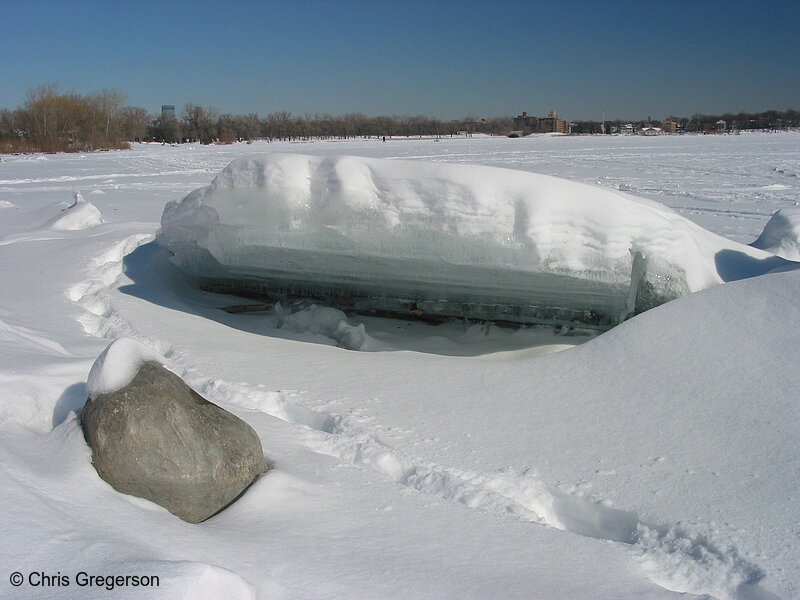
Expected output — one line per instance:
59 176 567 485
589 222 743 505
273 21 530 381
158 154 782 329
278 304 370 350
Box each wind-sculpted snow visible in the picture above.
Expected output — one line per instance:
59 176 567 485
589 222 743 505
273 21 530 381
750 207 800 261
50 191 103 231
159 154 782 329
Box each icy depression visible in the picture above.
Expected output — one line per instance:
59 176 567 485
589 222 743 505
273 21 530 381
159 154 789 329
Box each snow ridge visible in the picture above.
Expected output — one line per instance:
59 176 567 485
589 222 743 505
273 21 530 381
68 233 776 600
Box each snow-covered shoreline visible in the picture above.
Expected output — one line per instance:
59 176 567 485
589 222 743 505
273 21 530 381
1 134 798 599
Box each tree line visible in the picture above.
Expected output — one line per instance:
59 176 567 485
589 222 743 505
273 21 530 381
0 84 512 153
571 110 800 134
1 84 798 153
0 85 148 153
151 104 514 145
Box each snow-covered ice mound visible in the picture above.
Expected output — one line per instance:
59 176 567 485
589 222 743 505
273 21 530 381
750 207 800 261
159 154 785 329
49 190 103 231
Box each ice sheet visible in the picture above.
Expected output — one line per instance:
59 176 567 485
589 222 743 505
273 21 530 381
160 153 785 329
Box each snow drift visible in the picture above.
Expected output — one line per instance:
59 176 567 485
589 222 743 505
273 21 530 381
750 207 800 261
50 190 103 231
159 154 785 329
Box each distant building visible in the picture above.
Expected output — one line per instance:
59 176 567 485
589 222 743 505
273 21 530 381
662 119 679 133
640 126 663 136
161 105 176 120
513 110 568 134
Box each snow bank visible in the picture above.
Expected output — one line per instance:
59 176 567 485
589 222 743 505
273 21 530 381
159 154 785 329
86 338 166 400
750 207 800 260
50 190 103 231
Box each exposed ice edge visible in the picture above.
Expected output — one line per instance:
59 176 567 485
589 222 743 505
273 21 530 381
69 233 779 600
159 154 789 330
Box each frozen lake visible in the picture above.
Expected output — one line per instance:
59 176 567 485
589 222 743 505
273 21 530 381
0 133 798 600
4 132 799 243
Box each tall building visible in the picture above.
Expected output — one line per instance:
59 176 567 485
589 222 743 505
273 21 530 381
513 110 568 134
161 105 176 120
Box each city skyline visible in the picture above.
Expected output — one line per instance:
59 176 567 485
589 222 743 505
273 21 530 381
2 0 799 121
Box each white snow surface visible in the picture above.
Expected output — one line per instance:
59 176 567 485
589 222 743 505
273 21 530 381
160 153 786 327
1 134 799 600
85 337 167 400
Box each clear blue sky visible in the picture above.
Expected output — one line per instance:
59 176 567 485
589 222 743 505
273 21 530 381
2 0 798 121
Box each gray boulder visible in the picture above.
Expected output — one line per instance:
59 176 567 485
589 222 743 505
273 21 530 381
81 361 267 523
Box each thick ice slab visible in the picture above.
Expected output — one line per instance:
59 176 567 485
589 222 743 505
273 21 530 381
159 153 782 328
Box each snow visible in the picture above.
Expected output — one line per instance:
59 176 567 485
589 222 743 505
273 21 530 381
49 190 103 231
85 338 167 400
160 153 785 329
750 207 800 260
0 133 799 600
276 304 371 351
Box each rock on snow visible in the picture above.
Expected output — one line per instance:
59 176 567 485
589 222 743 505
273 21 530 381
82 339 267 523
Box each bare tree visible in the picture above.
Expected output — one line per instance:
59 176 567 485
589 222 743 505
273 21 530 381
120 106 150 142
24 84 88 152
151 114 181 143
86 88 127 147
216 113 238 144
181 103 217 144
